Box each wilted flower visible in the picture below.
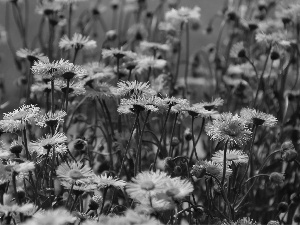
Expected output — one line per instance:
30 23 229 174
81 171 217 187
59 33 97 51
206 112 252 147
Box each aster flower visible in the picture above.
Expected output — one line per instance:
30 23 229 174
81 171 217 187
125 209 162 225
234 217 257 225
85 83 117 100
161 97 190 113
182 104 218 118
255 31 291 46
31 58 73 80
135 55 167 74
192 160 232 180
230 42 246 58
0 141 12 160
59 33 97 51
81 62 115 83
16 48 47 63
140 41 171 53
126 171 170 200
0 119 24 133
9 140 23 157
29 132 68 156
0 203 37 217
212 149 248 165
205 112 252 147
165 6 201 27
55 80 86 96
35 110 67 128
116 80 157 97
193 98 224 111
12 161 35 173
94 173 126 189
102 48 137 60
117 96 165 114
59 63 86 80
22 208 76 225
3 104 40 123
35 1 62 15
240 108 277 127
56 161 95 184
163 177 194 200
60 180 96 193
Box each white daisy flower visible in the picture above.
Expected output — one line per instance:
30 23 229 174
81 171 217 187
212 149 248 165
59 33 97 51
94 173 126 189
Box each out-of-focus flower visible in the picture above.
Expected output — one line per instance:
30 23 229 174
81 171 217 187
165 6 201 27
16 48 48 63
161 97 190 114
230 42 246 58
135 55 167 74
206 112 252 147
22 208 76 225
193 98 224 111
0 25 7 44
85 83 117 100
35 1 62 15
0 203 36 217
0 141 12 160
269 172 285 185
102 48 137 60
94 173 126 189
59 33 97 51
140 41 171 53
56 161 95 184
55 80 86 96
182 104 218 118
212 149 248 165
240 108 277 127
163 177 194 200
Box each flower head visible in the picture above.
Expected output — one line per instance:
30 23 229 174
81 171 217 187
206 112 252 147
212 149 248 165
35 110 67 128
192 160 232 180
165 6 201 27
85 83 117 100
116 80 156 97
94 173 126 189
163 177 194 200
240 108 277 127
102 48 137 60
16 48 47 63
135 55 167 74
56 161 95 184
59 33 96 51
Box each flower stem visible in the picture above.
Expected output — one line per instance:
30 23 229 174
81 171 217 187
189 116 199 162
65 78 70 113
184 22 190 97
169 113 179 157
51 80 55 113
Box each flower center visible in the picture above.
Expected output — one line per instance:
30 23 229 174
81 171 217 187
69 169 84 180
223 122 242 137
140 181 155 191
226 153 239 161
166 188 180 197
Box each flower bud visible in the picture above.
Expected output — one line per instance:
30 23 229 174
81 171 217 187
270 51 280 61
282 149 298 162
269 172 285 185
184 129 193 141
277 202 288 213
106 30 117 42
171 137 180 147
294 214 300 223
191 164 206 179
164 157 175 170
73 138 88 152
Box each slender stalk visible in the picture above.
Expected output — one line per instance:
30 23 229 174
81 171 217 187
51 80 55 113
135 111 150 175
12 172 20 205
118 112 139 177
221 140 229 186
189 116 199 162
169 113 179 157
172 23 183 90
65 78 70 113
184 22 190 97
70 194 79 211
68 3 73 38
65 183 74 208
153 106 171 171
72 48 79 63
100 188 107 214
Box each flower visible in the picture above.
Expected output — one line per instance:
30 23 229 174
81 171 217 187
60 180 96 193
161 97 190 113
125 209 162 225
230 42 246 58
140 41 170 52
240 108 277 127
85 83 117 100
182 104 218 118
0 203 37 216
56 161 95 184
3 104 40 123
0 120 23 133
234 217 257 225
94 173 126 189
163 177 194 200
31 58 73 80
59 33 97 50
35 1 62 15
22 208 76 225
0 162 11 184
165 6 201 27
13 161 35 173
55 80 86 95
116 80 156 97
126 171 170 200
192 160 232 180
16 48 47 63
29 132 68 156
193 98 224 111
135 55 167 74
205 112 252 147
212 149 248 165
81 62 115 83
0 141 12 160
269 172 285 185
102 48 137 60
117 96 165 114
31 82 60 94
35 110 67 128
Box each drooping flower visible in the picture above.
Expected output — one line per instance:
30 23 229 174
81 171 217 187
240 108 277 127
212 149 248 165
126 171 170 200
205 112 252 147
56 161 95 184
59 33 97 51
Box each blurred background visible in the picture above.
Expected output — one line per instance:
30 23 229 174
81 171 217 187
0 0 223 113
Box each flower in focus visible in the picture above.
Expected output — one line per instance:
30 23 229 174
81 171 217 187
192 160 232 180
240 108 277 127
35 110 67 128
3 104 40 123
56 161 95 184
161 97 190 113
59 33 97 51
212 149 248 165
94 173 126 189
116 80 156 97
126 171 170 200
206 112 252 147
